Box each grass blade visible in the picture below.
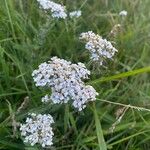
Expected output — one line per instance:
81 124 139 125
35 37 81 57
93 103 107 150
88 66 150 84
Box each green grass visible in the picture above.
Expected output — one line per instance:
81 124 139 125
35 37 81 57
0 0 150 149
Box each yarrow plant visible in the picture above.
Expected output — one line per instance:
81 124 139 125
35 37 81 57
80 31 118 65
18 1 122 148
37 0 67 19
32 56 98 111
20 113 54 147
69 10 82 18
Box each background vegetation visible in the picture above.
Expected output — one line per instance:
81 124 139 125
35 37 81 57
0 0 150 149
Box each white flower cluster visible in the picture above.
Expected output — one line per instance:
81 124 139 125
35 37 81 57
20 113 54 147
119 10 127 16
80 31 118 65
32 57 98 111
37 0 67 19
69 10 82 18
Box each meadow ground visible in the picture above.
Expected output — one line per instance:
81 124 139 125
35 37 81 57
0 0 150 149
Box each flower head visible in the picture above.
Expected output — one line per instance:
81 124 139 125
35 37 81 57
32 57 98 111
80 31 118 65
37 0 67 19
119 10 127 16
20 113 54 147
69 10 82 18
109 24 122 37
